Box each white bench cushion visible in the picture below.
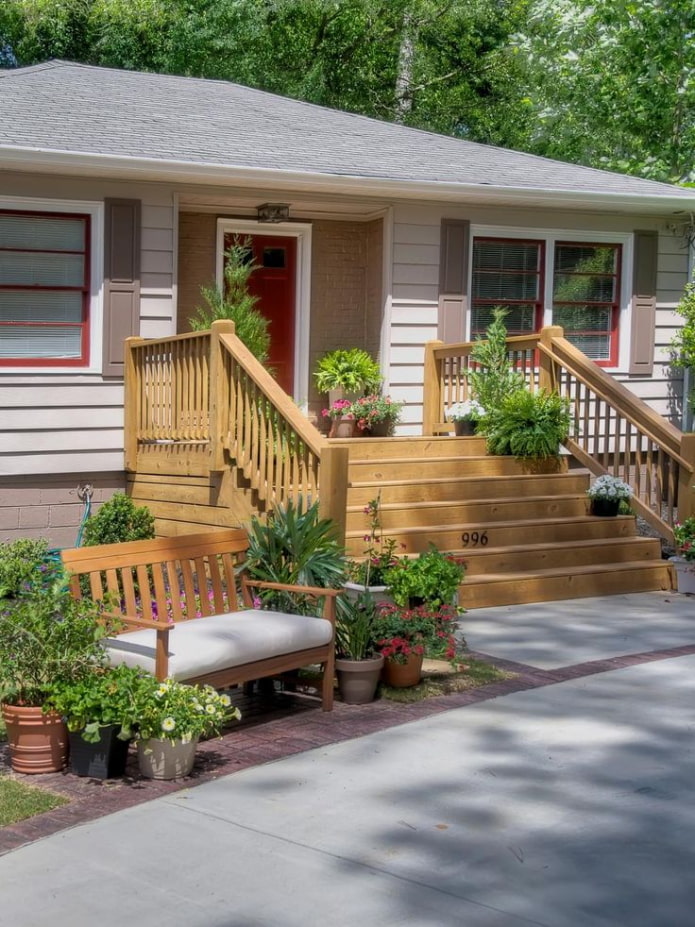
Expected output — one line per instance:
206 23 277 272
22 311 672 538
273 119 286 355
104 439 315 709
104 610 333 680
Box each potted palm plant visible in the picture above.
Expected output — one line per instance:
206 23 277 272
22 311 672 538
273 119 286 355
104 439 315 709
335 592 384 704
0 539 118 774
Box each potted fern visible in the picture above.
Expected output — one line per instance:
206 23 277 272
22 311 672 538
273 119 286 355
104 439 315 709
314 348 382 405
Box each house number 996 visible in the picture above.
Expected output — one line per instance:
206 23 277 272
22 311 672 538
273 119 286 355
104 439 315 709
461 531 488 547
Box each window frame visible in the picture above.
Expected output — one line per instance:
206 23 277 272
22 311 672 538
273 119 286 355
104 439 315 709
0 197 103 373
469 225 633 370
470 236 546 338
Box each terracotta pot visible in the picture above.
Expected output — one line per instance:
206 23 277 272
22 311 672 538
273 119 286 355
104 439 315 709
137 736 199 780
590 498 620 517
670 556 695 594
336 654 384 704
1 703 69 774
382 652 424 688
454 420 476 436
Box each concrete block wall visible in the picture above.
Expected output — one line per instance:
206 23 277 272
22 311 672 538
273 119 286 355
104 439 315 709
0 474 125 549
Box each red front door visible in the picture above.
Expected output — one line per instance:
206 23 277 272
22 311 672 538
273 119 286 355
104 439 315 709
225 233 297 394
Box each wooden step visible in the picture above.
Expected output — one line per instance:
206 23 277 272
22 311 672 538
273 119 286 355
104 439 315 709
460 560 671 609
461 536 662 576
348 455 569 481
347 472 590 505
333 435 489 460
345 494 592 531
344 514 637 556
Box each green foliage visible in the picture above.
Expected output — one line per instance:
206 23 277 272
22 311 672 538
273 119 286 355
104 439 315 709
373 602 459 663
45 664 147 742
674 517 695 562
383 545 465 609
129 676 240 743
0 537 59 600
0 575 119 705
314 348 382 394
82 492 155 547
349 394 403 432
245 497 347 614
189 238 271 365
349 494 400 586
335 591 379 660
670 282 695 412
482 388 571 458
468 308 525 413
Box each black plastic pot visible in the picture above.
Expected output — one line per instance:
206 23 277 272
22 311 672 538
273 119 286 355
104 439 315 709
68 724 130 779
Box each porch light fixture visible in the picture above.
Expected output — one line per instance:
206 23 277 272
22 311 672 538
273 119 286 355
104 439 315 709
257 203 290 223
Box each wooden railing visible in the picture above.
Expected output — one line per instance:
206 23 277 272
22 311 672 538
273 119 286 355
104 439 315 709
124 322 349 540
424 325 695 543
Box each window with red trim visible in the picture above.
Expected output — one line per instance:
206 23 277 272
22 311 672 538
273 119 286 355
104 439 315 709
471 238 544 338
552 242 621 365
0 210 90 367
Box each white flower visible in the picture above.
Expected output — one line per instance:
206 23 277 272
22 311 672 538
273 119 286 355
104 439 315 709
446 399 485 421
161 717 176 732
205 703 217 715
219 694 232 707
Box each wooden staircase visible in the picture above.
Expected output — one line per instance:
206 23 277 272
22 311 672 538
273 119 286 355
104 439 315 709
339 434 671 609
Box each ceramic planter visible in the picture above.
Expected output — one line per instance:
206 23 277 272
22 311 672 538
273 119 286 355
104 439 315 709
336 654 384 704
382 652 424 688
453 420 476 436
69 725 131 779
670 556 695 594
329 416 358 438
590 498 621 517
1 703 68 774
137 736 199 780
343 582 394 607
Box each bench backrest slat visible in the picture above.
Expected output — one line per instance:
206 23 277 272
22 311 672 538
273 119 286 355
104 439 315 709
61 529 248 623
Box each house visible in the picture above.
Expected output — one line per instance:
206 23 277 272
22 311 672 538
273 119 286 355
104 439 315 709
1 59 694 553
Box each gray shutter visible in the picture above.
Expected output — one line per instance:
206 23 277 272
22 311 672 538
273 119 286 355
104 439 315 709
103 198 141 377
629 230 658 376
438 218 470 342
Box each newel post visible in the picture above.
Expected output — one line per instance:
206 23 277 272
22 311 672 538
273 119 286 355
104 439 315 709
209 320 236 472
423 341 444 436
318 445 349 546
539 325 564 393
123 336 143 472
678 433 695 522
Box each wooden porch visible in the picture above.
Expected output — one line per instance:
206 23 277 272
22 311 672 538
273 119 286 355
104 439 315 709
123 321 695 607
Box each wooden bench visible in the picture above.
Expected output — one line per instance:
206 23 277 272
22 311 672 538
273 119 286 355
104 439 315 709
61 529 337 711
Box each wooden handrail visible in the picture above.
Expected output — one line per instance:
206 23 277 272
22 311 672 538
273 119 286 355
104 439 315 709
423 325 695 541
124 322 349 544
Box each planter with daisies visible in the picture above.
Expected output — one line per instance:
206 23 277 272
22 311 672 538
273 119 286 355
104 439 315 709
446 399 485 436
586 475 633 517
131 676 240 780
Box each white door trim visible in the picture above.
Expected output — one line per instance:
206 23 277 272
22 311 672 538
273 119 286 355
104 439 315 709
216 219 313 405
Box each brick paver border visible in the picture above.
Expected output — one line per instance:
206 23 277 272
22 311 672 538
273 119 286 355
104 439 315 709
2 641 695 856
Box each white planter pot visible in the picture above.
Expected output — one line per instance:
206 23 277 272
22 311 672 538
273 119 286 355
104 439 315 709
669 556 695 595
343 582 394 607
137 736 199 780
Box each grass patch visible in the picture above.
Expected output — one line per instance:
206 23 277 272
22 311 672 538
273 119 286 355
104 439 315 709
0 775 68 827
380 657 514 703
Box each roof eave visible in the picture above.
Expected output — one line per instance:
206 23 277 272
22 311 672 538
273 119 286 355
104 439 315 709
2 146 694 214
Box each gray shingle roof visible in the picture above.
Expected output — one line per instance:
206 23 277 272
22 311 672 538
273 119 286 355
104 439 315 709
1 60 692 200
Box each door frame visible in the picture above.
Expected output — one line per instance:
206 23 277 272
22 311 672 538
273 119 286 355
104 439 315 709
216 218 312 405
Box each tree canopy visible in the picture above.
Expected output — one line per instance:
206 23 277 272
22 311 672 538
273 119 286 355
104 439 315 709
1 0 693 183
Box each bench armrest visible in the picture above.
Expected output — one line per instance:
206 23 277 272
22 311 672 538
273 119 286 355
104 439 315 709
240 577 341 624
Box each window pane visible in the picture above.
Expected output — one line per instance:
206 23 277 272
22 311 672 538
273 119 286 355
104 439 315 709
473 241 540 272
471 303 537 337
0 251 85 286
0 290 82 322
554 245 616 275
561 332 611 361
473 273 539 301
0 325 82 358
553 274 615 303
553 304 612 332
0 214 85 251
